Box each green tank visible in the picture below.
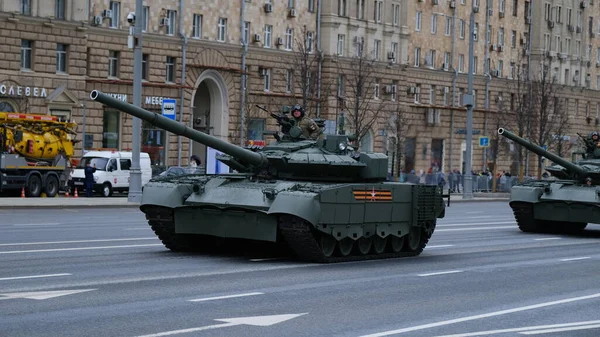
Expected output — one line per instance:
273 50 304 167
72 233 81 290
497 128 600 234
90 90 446 263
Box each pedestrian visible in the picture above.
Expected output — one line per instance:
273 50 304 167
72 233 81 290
84 162 96 197
189 155 201 168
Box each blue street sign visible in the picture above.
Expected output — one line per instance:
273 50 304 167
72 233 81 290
479 136 490 147
162 98 177 120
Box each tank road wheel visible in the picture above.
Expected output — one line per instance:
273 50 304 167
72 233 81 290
319 233 336 258
404 226 423 252
355 236 373 255
26 175 42 198
372 236 387 254
44 175 59 198
337 238 354 256
387 235 405 253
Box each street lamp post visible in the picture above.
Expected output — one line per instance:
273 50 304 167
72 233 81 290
462 8 476 200
128 0 143 203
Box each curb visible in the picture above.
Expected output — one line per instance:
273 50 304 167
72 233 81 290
0 204 141 209
449 198 509 203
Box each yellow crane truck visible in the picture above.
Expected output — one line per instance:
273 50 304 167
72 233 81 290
0 112 77 197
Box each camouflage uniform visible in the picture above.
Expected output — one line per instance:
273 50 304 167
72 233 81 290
297 116 321 140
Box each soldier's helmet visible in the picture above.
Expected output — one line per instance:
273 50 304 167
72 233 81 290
291 104 305 119
592 131 599 141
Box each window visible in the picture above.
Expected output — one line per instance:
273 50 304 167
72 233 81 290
512 0 518 16
166 10 177 35
575 40 580 56
308 0 315 12
430 86 436 104
103 109 120 149
288 0 295 8
567 8 572 25
56 44 67 73
597 47 600 63
544 33 550 51
414 84 421 103
306 31 314 53
50 109 71 122
20 0 31 15
355 36 364 56
391 42 398 63
374 80 380 99
499 0 505 14
486 24 491 43
554 36 561 52
120 159 132 171
511 30 516 48
142 54 149 81
109 1 120 28
337 74 345 97
338 0 347 16
414 47 421 66
498 27 504 46
218 18 227 42
498 60 503 77
393 4 400 26
264 25 272 48
415 12 422 31
337 34 345 55
142 6 149 32
474 23 479 41
458 54 464 72
445 17 451 36
373 1 382 22
165 56 175 83
286 69 293 93
473 56 478 74
55 0 65 19
356 0 365 19
21 40 33 70
108 51 119 77
285 28 294 50
263 68 271 91
374 40 381 60
443 87 449 105
460 20 465 39
243 22 250 44
443 52 450 70
193 14 203 38
247 119 266 141
509 62 515 79
0 101 17 112
431 14 437 34
427 49 436 68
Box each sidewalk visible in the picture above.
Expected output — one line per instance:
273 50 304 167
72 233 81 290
0 192 509 208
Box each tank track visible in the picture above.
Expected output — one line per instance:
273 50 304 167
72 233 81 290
510 202 587 234
277 215 435 263
144 207 213 252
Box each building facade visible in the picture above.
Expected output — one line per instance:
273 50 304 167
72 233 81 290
1 0 600 178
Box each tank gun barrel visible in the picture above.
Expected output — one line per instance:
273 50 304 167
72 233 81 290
90 90 268 169
498 128 587 178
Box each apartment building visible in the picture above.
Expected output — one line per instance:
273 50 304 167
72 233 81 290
0 0 317 169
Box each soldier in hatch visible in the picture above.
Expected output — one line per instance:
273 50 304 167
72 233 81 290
290 105 322 140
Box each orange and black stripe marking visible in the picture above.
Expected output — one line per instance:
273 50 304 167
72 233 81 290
353 188 393 202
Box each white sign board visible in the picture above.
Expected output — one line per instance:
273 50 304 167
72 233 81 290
162 98 177 120
206 147 230 174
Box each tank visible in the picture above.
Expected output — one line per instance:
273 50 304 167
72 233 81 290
90 90 447 263
497 127 600 234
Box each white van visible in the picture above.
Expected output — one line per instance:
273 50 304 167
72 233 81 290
70 151 152 197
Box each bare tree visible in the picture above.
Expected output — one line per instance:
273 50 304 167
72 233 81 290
386 103 409 178
504 54 534 180
336 39 388 148
286 26 333 117
489 95 517 191
529 60 570 179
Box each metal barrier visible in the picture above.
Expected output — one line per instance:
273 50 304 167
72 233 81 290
396 173 538 193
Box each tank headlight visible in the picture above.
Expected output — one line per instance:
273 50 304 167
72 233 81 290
338 142 347 151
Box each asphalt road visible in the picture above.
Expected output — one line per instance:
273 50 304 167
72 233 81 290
1 203 599 337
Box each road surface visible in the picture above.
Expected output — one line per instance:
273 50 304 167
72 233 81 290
0 203 599 337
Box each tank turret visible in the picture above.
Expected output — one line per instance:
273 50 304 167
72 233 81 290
90 90 388 182
497 128 591 181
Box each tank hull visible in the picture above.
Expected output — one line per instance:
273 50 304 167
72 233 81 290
508 180 600 233
140 175 445 263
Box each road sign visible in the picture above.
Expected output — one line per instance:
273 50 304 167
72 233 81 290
479 136 490 147
161 98 176 120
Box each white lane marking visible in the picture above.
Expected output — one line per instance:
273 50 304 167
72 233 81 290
436 226 515 232
189 292 264 302
534 237 561 241
134 313 308 337
123 228 150 231
12 220 142 227
0 273 71 281
521 323 600 335
418 270 463 277
432 320 600 337
249 258 282 262
466 216 494 219
0 237 156 247
358 293 600 337
560 256 591 262
438 221 515 227
427 245 455 249
0 289 96 300
465 211 485 214
0 244 164 254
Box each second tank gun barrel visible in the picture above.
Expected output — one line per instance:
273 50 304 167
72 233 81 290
497 128 587 178
89 90 268 168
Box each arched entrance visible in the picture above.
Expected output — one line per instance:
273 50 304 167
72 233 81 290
190 70 230 169
0 101 17 112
